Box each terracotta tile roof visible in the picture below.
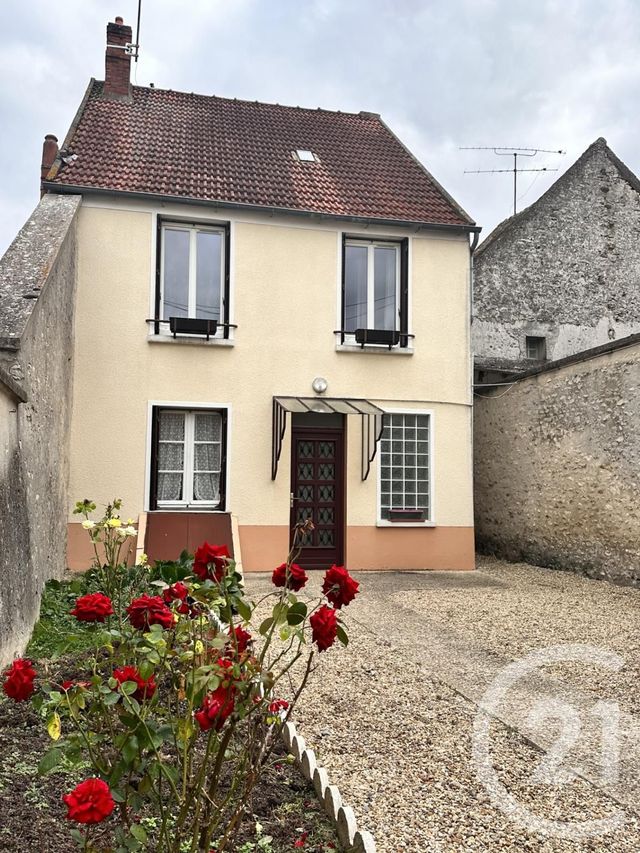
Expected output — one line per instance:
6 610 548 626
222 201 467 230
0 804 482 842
50 81 474 228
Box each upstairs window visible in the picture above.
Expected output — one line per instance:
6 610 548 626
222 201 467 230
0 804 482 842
341 237 409 347
150 408 227 510
155 220 230 337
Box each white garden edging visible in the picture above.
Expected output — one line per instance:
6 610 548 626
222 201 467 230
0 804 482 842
281 721 376 853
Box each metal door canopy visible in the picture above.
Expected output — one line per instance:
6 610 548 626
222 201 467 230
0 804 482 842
272 396 385 481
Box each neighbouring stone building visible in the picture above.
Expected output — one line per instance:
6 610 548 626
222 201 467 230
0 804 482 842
473 138 640 380
473 138 640 585
474 335 640 587
0 195 80 664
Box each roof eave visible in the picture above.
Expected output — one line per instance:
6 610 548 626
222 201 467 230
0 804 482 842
43 183 482 234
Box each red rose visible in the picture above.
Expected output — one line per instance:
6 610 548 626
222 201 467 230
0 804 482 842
195 685 235 731
163 582 192 615
63 778 115 824
321 565 359 609
3 658 37 701
127 595 176 630
272 562 308 592
268 698 289 715
227 625 252 655
113 665 157 702
62 680 90 691
70 592 113 623
193 542 231 582
309 605 338 652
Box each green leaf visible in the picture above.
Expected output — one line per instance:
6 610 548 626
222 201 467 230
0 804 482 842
122 735 139 764
121 680 138 696
38 748 62 776
236 599 252 622
109 761 127 788
259 617 274 636
279 626 291 641
138 661 154 681
272 602 288 625
286 601 307 626
336 624 349 647
137 774 153 795
130 825 148 843
103 690 121 706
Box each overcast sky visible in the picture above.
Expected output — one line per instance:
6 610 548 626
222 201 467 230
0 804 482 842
1 0 639 254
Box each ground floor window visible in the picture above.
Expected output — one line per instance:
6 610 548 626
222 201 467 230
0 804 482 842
379 412 431 522
150 407 227 510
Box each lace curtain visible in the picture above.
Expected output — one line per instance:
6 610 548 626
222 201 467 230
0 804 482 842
158 412 185 501
157 411 221 504
193 413 220 502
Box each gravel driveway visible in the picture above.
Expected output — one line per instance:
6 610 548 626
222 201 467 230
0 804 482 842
246 559 640 852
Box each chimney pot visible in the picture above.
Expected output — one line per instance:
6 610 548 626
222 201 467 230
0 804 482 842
40 134 59 195
104 17 132 98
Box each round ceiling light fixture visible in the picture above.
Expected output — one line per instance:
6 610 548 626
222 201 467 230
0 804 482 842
312 376 328 395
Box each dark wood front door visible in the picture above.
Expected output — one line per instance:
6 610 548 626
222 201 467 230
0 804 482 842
290 425 345 569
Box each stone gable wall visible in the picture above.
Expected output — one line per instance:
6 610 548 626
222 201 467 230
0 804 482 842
473 142 640 370
474 340 640 585
0 194 80 664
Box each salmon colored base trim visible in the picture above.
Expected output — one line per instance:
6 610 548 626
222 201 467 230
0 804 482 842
347 526 475 570
239 526 290 573
238 525 475 572
68 523 475 573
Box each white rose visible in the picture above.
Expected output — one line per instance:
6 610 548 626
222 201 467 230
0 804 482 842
81 520 96 530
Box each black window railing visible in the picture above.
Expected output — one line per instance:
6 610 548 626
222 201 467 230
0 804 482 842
146 318 238 341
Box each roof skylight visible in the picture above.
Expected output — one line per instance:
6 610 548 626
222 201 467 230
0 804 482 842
294 149 318 162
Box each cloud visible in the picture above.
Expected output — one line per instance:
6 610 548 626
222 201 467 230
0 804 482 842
1 0 640 253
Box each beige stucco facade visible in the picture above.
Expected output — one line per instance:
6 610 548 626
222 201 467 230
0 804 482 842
67 196 474 571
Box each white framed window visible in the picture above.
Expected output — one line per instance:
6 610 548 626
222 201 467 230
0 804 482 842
344 238 400 333
151 408 227 510
378 411 432 524
340 236 410 349
157 221 228 336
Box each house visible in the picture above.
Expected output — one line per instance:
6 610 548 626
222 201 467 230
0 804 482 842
473 137 640 383
36 16 479 573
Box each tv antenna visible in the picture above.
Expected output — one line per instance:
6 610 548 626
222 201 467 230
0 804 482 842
123 0 142 62
461 146 565 215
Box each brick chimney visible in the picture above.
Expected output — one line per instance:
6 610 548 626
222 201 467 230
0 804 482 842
104 16 132 98
40 134 58 194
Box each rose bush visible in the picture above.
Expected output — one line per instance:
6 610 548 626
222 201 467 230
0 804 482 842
1 499 360 852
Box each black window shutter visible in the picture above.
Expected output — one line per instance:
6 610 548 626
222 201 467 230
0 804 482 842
150 407 160 510
218 409 228 510
340 235 346 344
400 238 409 348
223 225 231 339
154 220 163 335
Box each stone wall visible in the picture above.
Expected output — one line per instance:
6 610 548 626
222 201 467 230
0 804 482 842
473 138 640 372
474 337 640 585
0 194 81 665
